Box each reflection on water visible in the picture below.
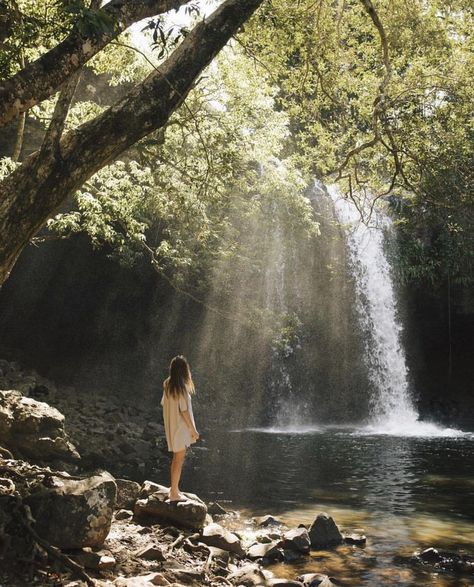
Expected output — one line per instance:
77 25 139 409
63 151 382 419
153 428 474 586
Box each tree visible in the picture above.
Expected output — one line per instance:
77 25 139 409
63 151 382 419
0 0 264 284
1 0 472 287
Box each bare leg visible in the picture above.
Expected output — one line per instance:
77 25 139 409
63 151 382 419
170 448 186 500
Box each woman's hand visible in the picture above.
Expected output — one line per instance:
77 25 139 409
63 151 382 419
191 429 199 442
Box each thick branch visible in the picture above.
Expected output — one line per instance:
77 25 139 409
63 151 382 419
0 0 264 284
0 0 190 127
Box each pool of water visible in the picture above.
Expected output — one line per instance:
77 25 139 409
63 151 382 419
161 425 474 587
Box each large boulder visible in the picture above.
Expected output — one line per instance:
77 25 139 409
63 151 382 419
25 471 116 548
0 390 79 463
134 482 207 530
308 513 343 549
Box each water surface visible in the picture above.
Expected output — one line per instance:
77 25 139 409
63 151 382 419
167 426 474 587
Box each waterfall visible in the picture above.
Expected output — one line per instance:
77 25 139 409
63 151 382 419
328 184 422 433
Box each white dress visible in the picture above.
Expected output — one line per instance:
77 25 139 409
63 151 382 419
161 391 196 453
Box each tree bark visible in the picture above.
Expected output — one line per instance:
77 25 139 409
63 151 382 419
0 0 264 285
0 0 190 127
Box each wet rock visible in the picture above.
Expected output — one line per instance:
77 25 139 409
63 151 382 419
261 545 285 565
201 522 245 556
208 501 228 516
135 545 166 561
298 574 340 587
399 547 474 575
116 478 141 509
134 482 207 530
342 532 366 546
308 513 343 549
282 527 311 553
0 390 80 463
253 514 282 527
247 541 280 560
25 471 116 549
420 547 443 563
227 563 269 585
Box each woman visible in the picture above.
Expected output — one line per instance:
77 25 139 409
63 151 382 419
161 355 199 501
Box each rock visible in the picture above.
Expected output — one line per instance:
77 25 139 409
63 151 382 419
135 545 166 561
253 514 282 527
420 547 442 563
247 541 280 560
134 482 207 530
115 478 141 509
208 545 230 563
308 513 343 549
99 554 117 570
282 527 311 553
261 545 285 565
25 471 116 549
0 390 80 463
342 532 366 546
298 574 339 587
0 477 15 495
69 549 116 571
267 580 303 587
115 508 133 520
200 522 245 556
0 446 13 459
208 501 228 516
227 563 268 586
114 574 171 586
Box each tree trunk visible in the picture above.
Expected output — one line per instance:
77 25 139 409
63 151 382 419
0 0 264 285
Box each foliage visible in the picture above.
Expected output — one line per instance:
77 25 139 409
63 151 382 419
1 0 473 289
242 0 474 285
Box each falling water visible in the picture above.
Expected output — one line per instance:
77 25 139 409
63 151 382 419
328 184 450 435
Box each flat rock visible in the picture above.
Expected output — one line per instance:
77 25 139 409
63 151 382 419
134 483 207 530
25 471 116 549
201 522 245 556
308 513 343 549
116 478 141 509
282 527 311 553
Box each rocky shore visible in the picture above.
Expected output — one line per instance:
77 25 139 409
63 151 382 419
1 360 473 586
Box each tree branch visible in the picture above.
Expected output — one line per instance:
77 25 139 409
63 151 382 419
0 0 191 127
0 0 264 285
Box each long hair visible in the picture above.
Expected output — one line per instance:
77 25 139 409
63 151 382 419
163 355 195 397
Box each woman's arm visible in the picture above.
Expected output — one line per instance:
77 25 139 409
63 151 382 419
181 409 199 441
